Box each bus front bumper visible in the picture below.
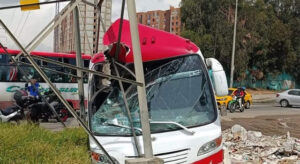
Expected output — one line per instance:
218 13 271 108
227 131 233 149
193 149 223 164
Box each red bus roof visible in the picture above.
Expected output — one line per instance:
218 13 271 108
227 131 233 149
102 19 199 63
0 48 91 60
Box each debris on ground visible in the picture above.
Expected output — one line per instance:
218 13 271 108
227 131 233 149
223 124 300 164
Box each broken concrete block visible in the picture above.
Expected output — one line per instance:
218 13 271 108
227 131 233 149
247 131 262 141
261 148 279 157
281 140 295 153
231 124 248 141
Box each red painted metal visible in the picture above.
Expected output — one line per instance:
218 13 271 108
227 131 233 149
91 53 105 64
0 48 91 59
193 150 224 164
103 19 199 63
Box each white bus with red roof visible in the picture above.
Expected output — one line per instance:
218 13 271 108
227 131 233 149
0 49 91 110
88 19 228 164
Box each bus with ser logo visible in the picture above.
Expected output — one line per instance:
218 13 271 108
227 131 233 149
0 49 91 110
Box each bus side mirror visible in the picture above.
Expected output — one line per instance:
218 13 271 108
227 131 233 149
206 58 228 97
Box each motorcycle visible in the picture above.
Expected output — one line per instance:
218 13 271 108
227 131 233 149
0 90 36 123
228 95 245 113
28 90 69 123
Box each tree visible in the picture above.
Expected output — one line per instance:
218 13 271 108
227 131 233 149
180 0 300 85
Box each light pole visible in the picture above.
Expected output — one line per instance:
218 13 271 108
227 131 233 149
230 0 238 88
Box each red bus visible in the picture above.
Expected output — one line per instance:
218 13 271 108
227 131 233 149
0 48 91 109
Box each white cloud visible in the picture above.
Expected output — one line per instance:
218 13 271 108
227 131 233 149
111 0 181 21
0 1 56 51
0 0 181 52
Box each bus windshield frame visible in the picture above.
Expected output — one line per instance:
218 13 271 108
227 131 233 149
90 54 218 136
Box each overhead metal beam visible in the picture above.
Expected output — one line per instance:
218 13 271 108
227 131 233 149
0 0 71 10
14 0 81 61
0 43 66 127
18 61 81 79
0 18 116 164
31 55 142 86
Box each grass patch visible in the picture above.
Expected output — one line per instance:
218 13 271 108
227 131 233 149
0 123 90 164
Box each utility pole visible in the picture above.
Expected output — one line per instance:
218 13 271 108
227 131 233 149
230 0 238 88
126 0 163 163
73 6 86 120
126 0 153 158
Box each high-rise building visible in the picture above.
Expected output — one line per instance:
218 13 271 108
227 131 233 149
0 27 7 47
54 0 112 54
136 6 181 35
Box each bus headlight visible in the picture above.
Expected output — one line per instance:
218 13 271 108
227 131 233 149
91 152 119 164
197 136 222 156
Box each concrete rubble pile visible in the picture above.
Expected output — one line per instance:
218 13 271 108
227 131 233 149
223 124 300 164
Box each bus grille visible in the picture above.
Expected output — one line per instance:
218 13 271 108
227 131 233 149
155 149 189 164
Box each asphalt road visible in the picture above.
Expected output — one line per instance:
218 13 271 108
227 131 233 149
222 102 300 120
39 102 300 131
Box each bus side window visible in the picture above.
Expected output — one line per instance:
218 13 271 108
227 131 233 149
0 54 8 81
69 59 76 65
48 57 58 67
0 54 7 63
34 59 41 65
63 58 69 64
42 61 47 66
84 60 89 68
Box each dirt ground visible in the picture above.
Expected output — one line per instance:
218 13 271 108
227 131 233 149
246 88 277 94
222 114 300 138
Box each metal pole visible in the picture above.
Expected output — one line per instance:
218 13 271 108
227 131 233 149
127 0 154 158
0 19 116 164
95 0 104 53
14 0 80 61
0 0 71 10
112 62 141 156
73 6 86 120
0 43 66 127
30 55 142 86
230 0 238 88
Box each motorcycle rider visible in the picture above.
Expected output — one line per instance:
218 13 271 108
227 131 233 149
25 78 42 123
25 79 41 99
232 87 246 107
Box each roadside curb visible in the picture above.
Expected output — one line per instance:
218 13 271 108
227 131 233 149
252 99 275 103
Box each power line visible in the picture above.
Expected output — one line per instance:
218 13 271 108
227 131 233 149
17 12 31 38
0 0 71 10
14 12 25 37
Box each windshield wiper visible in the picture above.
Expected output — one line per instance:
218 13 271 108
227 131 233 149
150 121 195 135
105 123 143 133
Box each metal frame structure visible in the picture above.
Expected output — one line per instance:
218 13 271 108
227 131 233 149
0 0 155 162
0 43 67 128
73 6 86 119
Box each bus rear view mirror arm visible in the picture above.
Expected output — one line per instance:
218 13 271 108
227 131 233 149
206 58 229 97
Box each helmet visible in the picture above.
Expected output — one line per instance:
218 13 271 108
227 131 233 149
241 87 246 90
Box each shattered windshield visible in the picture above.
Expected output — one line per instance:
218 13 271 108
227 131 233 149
91 55 217 136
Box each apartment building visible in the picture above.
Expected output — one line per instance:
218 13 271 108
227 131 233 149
54 0 112 54
136 6 181 35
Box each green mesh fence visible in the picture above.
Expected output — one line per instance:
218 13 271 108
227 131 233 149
232 72 298 90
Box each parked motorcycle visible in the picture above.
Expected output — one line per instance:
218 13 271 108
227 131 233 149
228 96 245 113
28 90 69 123
0 90 35 123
